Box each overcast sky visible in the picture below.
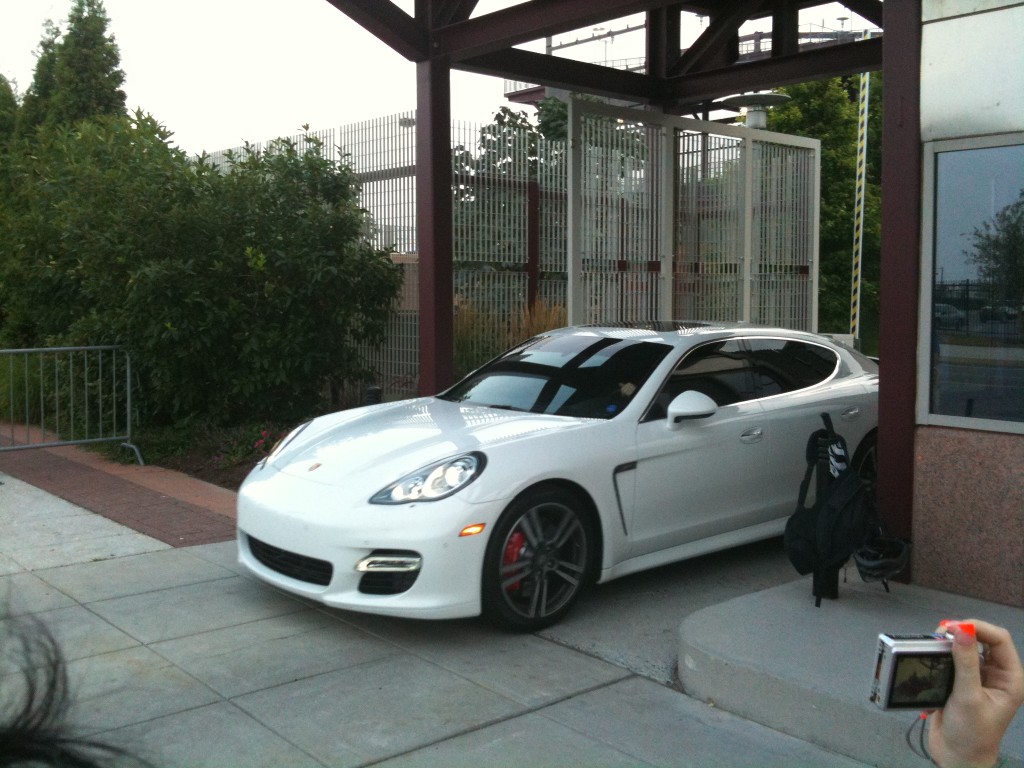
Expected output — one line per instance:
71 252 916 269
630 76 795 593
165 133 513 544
2 0 530 155
2 1 870 157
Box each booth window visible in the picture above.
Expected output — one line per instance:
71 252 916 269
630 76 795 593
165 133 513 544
926 136 1024 428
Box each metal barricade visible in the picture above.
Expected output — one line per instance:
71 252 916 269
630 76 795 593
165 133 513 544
0 345 142 464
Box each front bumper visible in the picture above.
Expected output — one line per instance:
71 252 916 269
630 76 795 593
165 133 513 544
236 467 498 619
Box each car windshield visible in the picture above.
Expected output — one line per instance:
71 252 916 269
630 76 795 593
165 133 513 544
439 333 672 419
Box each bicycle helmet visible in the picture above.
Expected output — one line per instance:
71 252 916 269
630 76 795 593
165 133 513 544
854 535 911 583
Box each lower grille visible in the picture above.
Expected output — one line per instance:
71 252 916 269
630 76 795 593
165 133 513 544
247 535 333 586
359 570 420 595
355 549 422 595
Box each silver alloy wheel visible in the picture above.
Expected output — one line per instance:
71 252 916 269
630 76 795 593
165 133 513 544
485 489 591 629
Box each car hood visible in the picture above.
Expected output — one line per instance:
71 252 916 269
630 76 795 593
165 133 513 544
261 397 595 488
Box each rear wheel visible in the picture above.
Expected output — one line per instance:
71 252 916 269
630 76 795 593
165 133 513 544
852 431 878 486
482 486 593 631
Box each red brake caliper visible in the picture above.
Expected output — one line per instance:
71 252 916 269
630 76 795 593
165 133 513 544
502 531 526 592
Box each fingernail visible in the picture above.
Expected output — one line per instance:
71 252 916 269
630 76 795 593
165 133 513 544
955 623 976 644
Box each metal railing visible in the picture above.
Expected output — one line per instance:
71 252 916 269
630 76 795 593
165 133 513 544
0 345 142 464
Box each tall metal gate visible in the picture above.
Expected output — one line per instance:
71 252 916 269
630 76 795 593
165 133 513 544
568 99 820 329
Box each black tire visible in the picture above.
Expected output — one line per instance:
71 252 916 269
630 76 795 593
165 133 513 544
482 486 594 631
852 431 878 487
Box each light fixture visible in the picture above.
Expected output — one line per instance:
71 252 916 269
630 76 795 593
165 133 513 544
717 92 791 130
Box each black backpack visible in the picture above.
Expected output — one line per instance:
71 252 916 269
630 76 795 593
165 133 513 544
784 413 878 594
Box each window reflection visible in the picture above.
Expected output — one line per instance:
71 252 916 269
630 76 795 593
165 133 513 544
931 142 1024 423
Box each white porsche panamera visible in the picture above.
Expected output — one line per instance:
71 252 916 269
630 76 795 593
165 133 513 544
237 322 879 630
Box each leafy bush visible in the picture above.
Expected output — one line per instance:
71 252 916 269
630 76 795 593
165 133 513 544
0 113 401 425
453 299 566 378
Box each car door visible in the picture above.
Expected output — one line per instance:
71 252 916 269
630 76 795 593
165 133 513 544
745 337 869 519
628 339 774 557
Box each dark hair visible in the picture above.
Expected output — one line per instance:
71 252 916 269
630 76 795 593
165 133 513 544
0 615 150 767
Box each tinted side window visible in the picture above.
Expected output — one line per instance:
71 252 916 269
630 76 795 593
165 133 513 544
746 339 839 397
645 340 755 420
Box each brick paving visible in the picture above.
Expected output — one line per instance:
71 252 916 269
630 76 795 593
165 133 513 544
0 444 237 547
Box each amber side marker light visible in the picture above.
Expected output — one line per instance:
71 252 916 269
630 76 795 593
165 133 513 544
459 523 486 537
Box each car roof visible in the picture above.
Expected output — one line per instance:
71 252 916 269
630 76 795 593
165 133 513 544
557 321 828 349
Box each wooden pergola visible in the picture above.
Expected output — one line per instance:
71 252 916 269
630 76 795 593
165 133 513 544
323 0 920 545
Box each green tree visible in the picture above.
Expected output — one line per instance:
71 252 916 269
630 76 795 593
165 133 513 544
0 115 401 424
13 0 125 138
767 76 882 349
0 113 190 345
13 22 60 139
48 0 126 127
0 75 17 147
126 137 401 423
536 96 568 141
969 190 1024 301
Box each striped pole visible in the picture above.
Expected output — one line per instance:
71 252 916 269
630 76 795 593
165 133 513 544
850 37 870 340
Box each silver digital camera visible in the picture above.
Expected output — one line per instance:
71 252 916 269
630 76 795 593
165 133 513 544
870 632 955 710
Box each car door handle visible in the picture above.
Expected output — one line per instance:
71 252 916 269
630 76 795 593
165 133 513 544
840 407 860 421
740 427 763 443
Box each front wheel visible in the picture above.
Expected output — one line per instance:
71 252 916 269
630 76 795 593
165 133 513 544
482 487 594 631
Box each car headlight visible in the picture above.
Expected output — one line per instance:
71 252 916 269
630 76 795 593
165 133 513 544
370 452 486 504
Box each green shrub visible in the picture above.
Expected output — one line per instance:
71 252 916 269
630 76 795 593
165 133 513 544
0 114 401 425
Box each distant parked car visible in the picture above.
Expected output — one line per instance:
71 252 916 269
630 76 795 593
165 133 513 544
934 303 965 330
237 322 879 630
980 303 1018 322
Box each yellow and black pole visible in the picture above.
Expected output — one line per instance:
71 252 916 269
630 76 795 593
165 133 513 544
850 34 870 342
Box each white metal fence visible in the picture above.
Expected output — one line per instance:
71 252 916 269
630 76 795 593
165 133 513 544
0 346 141 463
208 105 818 401
570 99 819 329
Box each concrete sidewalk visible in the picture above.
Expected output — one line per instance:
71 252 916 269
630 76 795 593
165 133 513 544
0 445 1020 767
679 580 1023 768
0 442 236 547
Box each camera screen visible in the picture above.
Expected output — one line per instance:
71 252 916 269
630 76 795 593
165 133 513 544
888 652 954 708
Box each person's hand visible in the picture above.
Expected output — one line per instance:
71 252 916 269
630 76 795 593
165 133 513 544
927 619 1024 768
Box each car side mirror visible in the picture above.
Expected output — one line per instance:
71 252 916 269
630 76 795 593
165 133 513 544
666 390 718 429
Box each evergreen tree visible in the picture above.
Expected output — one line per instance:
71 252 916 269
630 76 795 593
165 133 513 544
14 1 125 138
13 22 60 139
0 75 17 146
47 0 126 127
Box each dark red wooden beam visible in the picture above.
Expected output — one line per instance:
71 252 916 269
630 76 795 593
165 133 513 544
433 0 480 27
770 1 799 58
416 57 455 394
671 0 764 76
877 0 920 549
646 4 681 81
662 36 882 108
432 0 686 62
457 48 659 102
323 0 428 61
841 0 883 27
